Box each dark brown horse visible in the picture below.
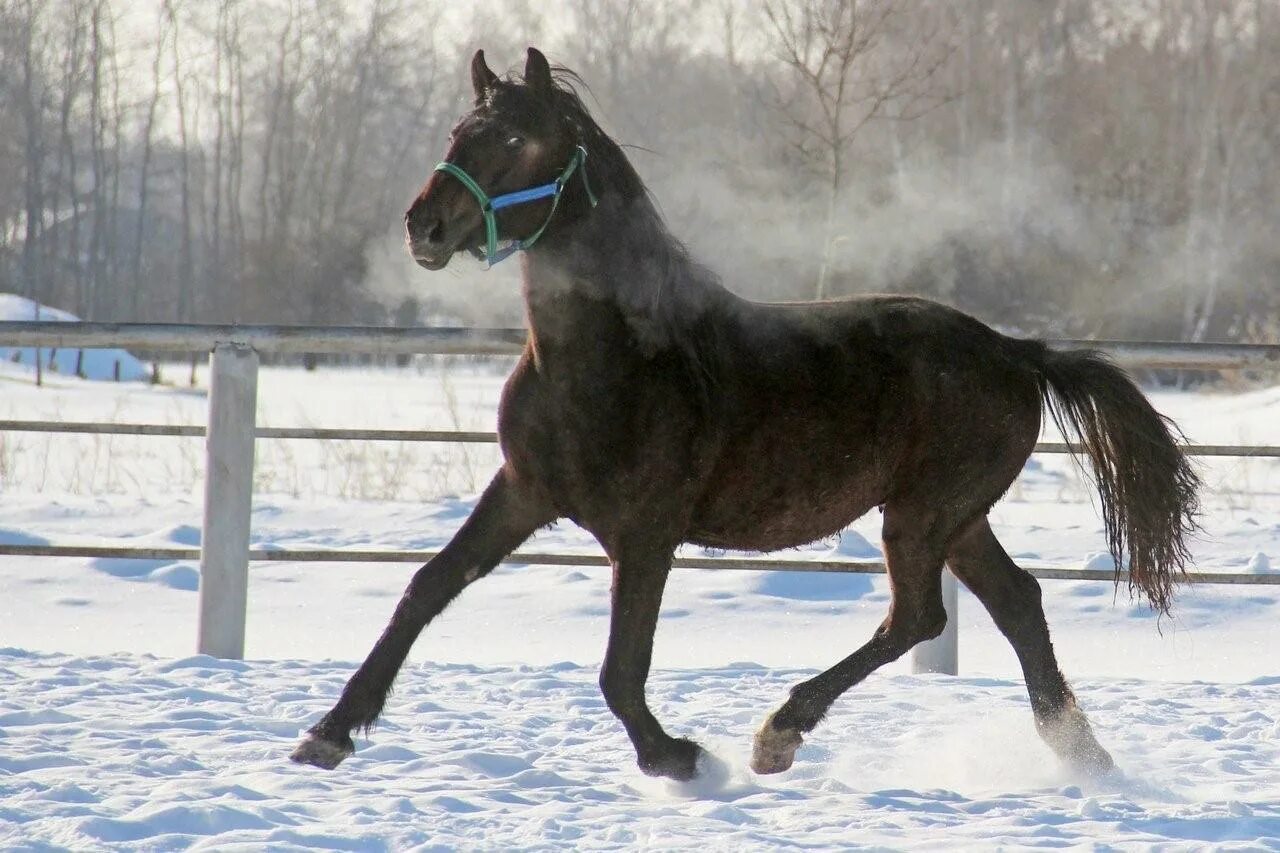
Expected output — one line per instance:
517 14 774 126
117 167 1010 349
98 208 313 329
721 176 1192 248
292 48 1199 782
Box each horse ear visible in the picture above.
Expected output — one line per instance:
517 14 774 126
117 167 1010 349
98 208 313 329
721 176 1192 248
524 47 553 97
471 49 497 104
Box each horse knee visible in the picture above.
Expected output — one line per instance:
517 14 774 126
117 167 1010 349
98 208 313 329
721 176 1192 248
981 567 1047 641
884 598 947 649
907 599 947 645
918 604 948 642
404 559 488 604
598 664 642 717
997 563 1042 604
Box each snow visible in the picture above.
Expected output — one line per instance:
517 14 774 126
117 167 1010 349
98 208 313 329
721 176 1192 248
0 294 150 382
2 650 1278 850
1082 551 1118 572
0 361 1278 848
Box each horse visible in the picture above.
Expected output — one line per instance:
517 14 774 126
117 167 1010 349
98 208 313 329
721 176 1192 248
291 47 1199 782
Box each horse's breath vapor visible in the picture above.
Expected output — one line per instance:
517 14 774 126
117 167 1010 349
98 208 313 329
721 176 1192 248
292 48 1200 785
364 85 1116 334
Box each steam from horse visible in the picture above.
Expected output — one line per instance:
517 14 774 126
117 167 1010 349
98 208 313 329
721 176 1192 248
291 48 1199 782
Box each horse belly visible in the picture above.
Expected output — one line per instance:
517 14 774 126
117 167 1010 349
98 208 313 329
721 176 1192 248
688 433 887 552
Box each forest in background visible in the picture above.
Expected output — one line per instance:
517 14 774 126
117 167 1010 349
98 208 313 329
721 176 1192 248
0 0 1277 343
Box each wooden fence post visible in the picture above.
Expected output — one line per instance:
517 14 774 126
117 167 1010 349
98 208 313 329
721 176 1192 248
912 568 959 675
197 342 259 659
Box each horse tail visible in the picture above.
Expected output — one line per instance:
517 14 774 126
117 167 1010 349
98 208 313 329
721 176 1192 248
1016 342 1200 614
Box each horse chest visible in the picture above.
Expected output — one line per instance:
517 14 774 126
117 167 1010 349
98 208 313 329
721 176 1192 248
497 351 708 524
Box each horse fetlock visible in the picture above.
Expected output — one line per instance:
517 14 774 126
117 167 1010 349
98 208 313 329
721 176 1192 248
919 606 949 642
290 727 355 770
751 714 804 775
1036 704 1115 777
637 736 704 782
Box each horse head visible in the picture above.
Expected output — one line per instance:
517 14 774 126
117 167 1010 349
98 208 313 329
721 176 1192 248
405 48 594 269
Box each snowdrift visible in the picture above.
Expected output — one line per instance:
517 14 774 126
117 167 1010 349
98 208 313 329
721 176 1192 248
0 293 149 382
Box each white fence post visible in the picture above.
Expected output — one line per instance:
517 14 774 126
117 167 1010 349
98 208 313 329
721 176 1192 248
912 568 958 675
197 342 259 659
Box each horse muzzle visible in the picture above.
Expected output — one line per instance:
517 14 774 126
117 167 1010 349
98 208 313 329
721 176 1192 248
409 242 452 271
405 206 485 271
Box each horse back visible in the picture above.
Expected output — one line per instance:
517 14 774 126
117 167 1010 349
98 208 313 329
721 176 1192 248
496 291 1044 553
687 295 1043 551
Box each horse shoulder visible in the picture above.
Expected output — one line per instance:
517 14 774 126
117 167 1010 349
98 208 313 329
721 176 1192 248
496 351 552 479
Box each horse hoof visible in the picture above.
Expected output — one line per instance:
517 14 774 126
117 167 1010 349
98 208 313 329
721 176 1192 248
639 737 704 782
1038 705 1116 778
290 731 354 770
1069 741 1116 778
751 720 803 775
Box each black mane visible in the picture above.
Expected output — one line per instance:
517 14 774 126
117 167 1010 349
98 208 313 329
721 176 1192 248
502 64 726 410
541 67 651 205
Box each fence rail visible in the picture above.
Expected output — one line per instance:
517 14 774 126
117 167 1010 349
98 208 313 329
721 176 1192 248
2 322 1277 670
0 321 528 354
0 419 1278 459
2 320 1280 366
1 543 1276 585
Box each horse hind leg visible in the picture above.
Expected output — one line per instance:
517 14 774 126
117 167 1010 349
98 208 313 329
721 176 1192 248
946 517 1114 776
752 509 949 774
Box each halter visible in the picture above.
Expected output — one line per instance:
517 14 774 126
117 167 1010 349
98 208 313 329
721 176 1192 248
434 144 599 267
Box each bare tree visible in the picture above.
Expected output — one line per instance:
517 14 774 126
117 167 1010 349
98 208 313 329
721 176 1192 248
130 5 166 320
14 0 50 383
223 0 246 310
1 0 1277 345
86 0 114 320
763 0 952 297
1178 0 1265 343
53 0 88 315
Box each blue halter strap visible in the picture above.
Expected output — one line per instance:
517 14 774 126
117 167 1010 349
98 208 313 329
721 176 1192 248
433 145 599 267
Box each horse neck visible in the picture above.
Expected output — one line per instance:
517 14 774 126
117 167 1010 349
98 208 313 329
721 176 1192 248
520 191 727 356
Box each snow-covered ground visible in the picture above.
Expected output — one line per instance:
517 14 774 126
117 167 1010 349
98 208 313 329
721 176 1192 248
0 295 149 383
1 358 1278 848
3 650 1278 850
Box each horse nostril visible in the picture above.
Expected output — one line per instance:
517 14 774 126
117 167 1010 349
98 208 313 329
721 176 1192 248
426 219 445 244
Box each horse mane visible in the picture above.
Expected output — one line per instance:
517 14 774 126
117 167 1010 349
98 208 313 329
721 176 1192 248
544 67 652 205
511 65 726 413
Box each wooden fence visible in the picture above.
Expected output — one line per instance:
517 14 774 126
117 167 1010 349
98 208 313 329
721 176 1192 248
1 322 1277 671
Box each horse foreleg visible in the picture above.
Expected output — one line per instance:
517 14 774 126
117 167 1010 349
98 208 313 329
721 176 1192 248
752 526 948 774
947 518 1114 776
600 545 705 781
290 468 553 769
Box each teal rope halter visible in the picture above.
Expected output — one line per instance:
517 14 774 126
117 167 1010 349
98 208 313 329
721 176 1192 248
434 145 599 266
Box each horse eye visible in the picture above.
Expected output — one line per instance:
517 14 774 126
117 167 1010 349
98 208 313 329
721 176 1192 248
506 136 525 149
